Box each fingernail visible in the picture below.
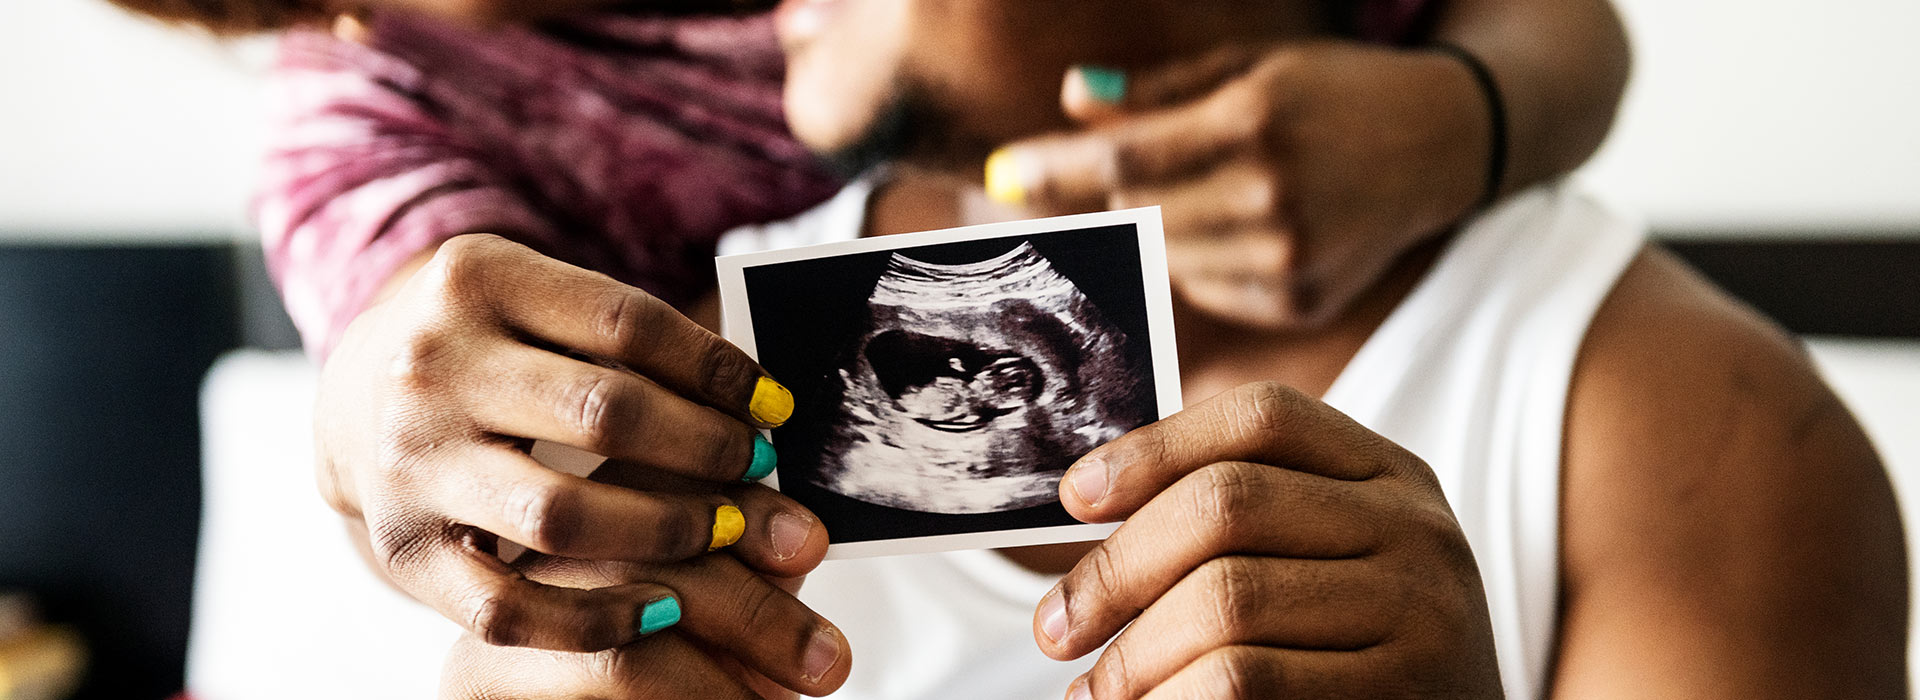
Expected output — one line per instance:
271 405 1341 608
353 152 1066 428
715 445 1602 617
771 511 812 561
710 505 745 550
638 596 681 635
1039 588 1070 645
1067 677 1093 700
1073 65 1128 103
749 376 794 427
743 434 777 482
984 147 1034 206
801 626 841 682
1067 457 1110 507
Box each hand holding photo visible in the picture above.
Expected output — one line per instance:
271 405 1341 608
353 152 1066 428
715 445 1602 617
716 208 1182 559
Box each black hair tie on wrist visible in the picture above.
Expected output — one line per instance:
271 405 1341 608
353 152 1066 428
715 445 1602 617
1430 43 1508 211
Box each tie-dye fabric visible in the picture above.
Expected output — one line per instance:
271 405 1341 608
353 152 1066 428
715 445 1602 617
260 11 843 358
260 4 1433 360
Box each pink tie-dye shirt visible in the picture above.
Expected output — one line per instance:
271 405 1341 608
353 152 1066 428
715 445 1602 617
261 4 1435 360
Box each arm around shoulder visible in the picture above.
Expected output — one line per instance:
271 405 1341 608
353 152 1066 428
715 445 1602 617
1430 0 1632 197
1554 248 1908 698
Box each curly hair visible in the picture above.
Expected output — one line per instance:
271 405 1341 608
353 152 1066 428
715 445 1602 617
105 0 328 33
106 0 780 34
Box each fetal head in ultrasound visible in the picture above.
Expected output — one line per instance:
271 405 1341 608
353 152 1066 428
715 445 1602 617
810 242 1150 514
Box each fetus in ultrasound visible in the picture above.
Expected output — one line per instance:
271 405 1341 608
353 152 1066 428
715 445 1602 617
867 331 1041 434
808 242 1152 514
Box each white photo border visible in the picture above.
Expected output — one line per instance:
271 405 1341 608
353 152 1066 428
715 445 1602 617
716 206 1183 560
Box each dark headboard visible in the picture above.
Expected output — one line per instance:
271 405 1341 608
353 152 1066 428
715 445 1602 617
1665 236 1920 338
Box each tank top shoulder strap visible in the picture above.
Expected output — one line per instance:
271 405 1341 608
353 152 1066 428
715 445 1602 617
1322 184 1646 699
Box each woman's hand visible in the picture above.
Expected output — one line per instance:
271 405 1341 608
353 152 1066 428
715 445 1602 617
439 546 851 700
1035 382 1502 699
987 42 1490 329
316 233 808 652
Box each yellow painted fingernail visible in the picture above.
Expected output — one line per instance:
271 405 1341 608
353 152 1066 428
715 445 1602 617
710 505 745 550
984 148 1029 206
748 376 794 427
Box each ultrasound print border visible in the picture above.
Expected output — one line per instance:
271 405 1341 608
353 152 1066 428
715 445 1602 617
716 207 1183 559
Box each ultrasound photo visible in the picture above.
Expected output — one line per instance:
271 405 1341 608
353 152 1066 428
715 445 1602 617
718 209 1181 558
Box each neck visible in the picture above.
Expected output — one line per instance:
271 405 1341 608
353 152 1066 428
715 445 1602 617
862 169 1025 237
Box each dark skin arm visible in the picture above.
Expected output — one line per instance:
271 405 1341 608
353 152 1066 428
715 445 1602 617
1555 248 1908 697
995 0 1632 329
1012 251 1907 699
1432 0 1632 200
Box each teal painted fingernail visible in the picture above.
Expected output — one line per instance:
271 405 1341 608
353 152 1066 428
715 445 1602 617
638 597 681 635
1076 65 1127 103
743 434 777 482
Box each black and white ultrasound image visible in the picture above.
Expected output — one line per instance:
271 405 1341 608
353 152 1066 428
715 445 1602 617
745 224 1158 544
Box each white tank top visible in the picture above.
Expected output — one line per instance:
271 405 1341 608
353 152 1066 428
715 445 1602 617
723 180 1647 700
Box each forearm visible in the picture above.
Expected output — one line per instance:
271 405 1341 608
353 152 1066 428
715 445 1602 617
1429 0 1631 196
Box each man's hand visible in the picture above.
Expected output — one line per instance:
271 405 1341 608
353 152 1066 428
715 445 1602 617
1037 382 1502 699
988 42 1490 329
440 549 852 699
316 233 812 652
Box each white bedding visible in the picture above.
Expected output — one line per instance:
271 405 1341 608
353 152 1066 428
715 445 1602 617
1808 337 1920 476
188 351 456 700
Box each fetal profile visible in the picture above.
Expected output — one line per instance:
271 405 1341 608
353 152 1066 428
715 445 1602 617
813 243 1149 514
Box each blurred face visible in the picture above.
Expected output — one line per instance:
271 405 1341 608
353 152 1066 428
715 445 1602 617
776 0 1325 173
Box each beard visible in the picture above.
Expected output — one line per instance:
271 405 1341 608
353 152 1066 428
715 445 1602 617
812 76 981 180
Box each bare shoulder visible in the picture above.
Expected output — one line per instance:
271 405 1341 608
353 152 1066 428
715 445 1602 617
1553 246 1907 697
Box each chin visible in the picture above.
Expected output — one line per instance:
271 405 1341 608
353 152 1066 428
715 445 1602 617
782 77 862 154
778 2 914 161
783 58 901 162
785 68 946 178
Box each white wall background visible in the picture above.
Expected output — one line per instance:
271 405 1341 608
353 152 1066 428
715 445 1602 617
1579 0 1920 235
1 0 1918 241
0 0 273 242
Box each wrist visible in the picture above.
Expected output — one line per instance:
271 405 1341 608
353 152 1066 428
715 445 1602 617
1388 47 1496 228
1427 43 1508 211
